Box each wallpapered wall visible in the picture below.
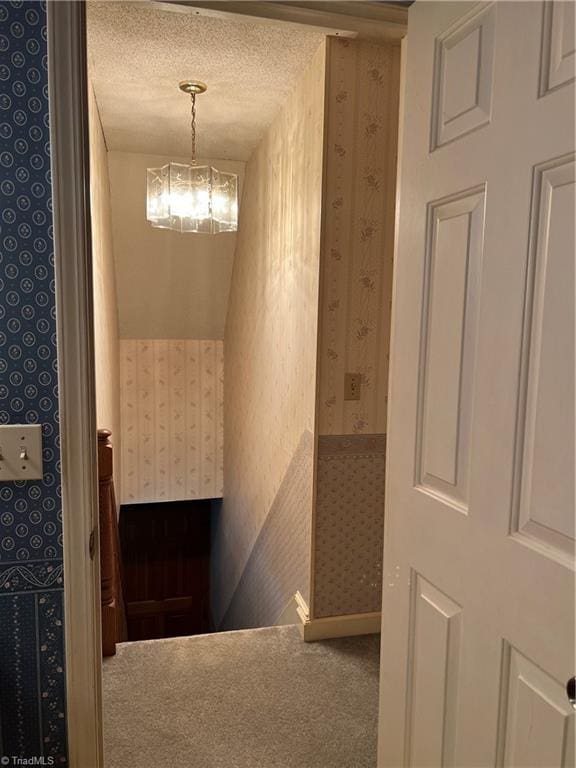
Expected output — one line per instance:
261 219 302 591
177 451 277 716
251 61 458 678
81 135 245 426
88 82 121 502
317 38 399 437
313 434 386 617
218 430 313 630
311 38 400 617
108 152 239 506
214 41 326 629
0 2 67 763
214 38 399 629
120 339 223 503
311 39 400 620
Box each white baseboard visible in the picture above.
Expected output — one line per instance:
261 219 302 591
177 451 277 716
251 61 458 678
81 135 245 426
293 591 381 642
274 594 302 626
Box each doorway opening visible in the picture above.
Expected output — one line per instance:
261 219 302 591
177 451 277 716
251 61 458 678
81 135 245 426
53 0 406 765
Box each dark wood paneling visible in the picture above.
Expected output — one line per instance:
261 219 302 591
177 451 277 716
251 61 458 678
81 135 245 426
119 500 211 641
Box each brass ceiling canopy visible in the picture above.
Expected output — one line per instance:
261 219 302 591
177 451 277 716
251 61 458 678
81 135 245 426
179 80 207 95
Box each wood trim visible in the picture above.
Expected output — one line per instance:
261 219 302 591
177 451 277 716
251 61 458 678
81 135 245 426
98 429 127 656
293 592 381 641
274 594 303 626
127 596 197 617
154 1 408 41
378 36 406 768
47 2 103 766
295 590 310 624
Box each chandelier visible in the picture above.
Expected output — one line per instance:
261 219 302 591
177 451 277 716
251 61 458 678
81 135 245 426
146 80 238 234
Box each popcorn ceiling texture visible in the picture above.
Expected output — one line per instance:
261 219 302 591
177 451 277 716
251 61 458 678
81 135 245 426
86 1 326 161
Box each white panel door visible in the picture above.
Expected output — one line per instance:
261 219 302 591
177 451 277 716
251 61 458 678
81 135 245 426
379 2 575 766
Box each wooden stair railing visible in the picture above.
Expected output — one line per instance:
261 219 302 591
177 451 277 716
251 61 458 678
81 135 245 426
98 429 127 656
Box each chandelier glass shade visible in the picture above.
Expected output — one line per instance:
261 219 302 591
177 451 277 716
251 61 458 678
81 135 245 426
146 163 238 233
146 81 238 234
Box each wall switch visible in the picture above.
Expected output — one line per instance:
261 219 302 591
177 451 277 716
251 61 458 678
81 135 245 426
0 424 43 481
344 373 362 401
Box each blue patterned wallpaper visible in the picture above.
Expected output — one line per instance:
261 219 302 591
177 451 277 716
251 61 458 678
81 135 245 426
0 1 67 764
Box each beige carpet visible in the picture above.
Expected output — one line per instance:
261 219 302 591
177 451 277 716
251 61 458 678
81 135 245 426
103 625 380 768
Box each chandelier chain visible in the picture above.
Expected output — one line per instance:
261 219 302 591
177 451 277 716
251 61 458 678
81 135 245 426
190 92 197 165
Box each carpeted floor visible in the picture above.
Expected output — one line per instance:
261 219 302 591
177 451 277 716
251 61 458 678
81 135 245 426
103 624 380 768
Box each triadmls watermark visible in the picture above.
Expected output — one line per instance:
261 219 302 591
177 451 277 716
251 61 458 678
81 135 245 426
1 758 54 766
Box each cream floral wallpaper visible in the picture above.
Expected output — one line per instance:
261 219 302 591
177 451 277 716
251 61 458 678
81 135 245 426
317 38 400 436
119 339 223 503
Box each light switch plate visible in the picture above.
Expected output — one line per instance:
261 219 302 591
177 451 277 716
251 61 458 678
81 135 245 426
0 424 43 481
344 373 362 401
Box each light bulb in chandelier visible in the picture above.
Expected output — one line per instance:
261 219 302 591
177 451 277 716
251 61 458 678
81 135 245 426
146 80 239 234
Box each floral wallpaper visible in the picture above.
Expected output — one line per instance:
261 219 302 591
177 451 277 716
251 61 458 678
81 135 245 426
318 38 400 436
0 1 67 763
120 339 223 504
310 39 400 620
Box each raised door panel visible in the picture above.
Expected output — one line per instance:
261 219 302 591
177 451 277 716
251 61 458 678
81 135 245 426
514 156 575 560
498 644 575 767
431 2 496 149
540 1 576 96
380 2 575 767
417 187 485 511
405 574 462 767
119 501 211 641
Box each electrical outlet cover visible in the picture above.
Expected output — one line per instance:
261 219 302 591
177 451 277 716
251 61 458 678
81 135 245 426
344 373 362 401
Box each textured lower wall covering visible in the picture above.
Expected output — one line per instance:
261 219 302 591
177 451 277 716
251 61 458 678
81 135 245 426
0 2 67 763
312 435 386 618
215 430 313 631
120 339 223 503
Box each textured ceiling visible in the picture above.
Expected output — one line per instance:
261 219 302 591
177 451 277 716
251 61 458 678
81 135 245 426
87 1 326 161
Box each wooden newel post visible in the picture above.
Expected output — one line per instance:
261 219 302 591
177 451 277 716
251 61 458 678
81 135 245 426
98 429 117 656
